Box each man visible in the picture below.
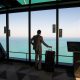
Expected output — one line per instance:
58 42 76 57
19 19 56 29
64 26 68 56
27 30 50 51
31 30 52 70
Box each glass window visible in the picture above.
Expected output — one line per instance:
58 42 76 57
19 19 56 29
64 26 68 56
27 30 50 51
17 0 56 5
59 7 80 64
31 0 56 4
9 12 28 60
0 14 6 51
31 10 56 62
17 0 29 5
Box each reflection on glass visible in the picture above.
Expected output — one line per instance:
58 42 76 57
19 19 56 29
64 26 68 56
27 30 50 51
17 0 29 5
17 0 56 5
32 0 55 4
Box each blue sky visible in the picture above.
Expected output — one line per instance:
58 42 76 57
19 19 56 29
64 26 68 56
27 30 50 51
0 7 80 38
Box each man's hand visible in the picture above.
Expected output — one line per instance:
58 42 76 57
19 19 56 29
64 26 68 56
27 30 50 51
49 46 52 48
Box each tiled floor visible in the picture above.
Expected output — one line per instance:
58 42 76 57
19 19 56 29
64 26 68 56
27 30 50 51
0 61 76 80
76 78 80 80
74 66 80 80
75 66 80 77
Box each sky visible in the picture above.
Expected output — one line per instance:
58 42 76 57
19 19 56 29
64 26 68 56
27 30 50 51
0 7 80 38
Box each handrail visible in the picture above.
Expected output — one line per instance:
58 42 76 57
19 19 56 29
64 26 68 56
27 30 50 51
9 51 73 57
9 51 27 54
57 55 73 57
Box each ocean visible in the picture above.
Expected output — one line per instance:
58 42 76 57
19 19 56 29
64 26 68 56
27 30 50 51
0 37 80 64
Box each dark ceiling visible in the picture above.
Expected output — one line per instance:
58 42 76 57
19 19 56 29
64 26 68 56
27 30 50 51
0 0 80 14
0 0 21 8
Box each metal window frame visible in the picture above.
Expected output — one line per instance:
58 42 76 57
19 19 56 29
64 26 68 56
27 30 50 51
2 0 80 64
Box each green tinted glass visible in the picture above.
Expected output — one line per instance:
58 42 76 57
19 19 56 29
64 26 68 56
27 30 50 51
17 0 62 5
17 0 29 5
31 0 56 4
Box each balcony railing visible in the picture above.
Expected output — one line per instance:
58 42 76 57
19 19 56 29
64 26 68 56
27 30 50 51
9 51 73 64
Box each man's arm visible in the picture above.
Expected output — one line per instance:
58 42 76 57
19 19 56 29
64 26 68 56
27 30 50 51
31 37 34 45
41 37 52 48
42 41 52 48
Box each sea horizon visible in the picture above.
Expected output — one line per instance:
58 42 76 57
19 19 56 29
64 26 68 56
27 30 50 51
0 37 80 63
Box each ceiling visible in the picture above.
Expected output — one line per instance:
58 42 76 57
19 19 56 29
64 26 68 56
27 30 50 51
0 0 80 14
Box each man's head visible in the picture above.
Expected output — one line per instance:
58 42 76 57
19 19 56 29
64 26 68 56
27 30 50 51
37 30 41 35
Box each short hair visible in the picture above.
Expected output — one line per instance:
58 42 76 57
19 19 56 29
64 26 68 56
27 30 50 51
37 30 41 34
